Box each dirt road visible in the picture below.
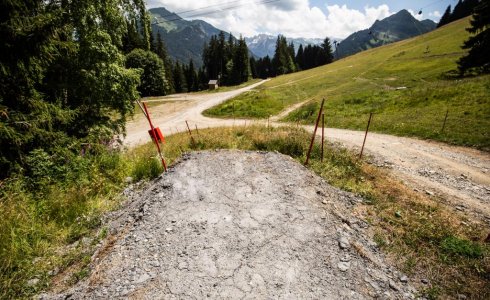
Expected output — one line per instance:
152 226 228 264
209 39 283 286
124 80 268 147
125 84 490 221
43 151 416 299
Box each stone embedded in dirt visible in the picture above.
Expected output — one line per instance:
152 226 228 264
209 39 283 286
425 190 434 196
337 261 350 272
339 236 351 249
389 280 400 291
399 275 408 283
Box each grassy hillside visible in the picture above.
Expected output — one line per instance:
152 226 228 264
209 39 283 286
204 18 490 149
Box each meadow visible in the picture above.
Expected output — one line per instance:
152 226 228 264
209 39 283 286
204 18 490 149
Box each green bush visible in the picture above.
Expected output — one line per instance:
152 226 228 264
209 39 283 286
441 236 484 259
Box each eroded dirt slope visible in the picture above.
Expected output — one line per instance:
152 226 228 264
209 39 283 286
42 151 417 299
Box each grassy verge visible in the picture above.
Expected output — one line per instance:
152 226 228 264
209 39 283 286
203 18 490 149
1 125 488 299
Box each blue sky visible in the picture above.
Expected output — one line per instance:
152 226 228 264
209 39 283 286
147 1 459 38
310 0 457 15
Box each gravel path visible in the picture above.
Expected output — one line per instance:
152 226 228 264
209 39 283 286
42 151 416 299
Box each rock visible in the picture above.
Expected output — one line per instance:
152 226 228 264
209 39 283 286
399 275 408 283
389 280 399 291
125 176 133 183
135 273 150 284
425 190 434 196
165 227 172 232
457 294 467 300
421 278 429 284
395 211 402 218
338 261 350 272
339 237 350 250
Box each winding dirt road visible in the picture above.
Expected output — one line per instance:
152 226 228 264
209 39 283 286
124 81 490 221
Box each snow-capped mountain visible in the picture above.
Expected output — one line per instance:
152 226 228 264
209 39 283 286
245 34 338 58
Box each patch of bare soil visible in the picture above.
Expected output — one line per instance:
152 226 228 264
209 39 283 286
40 151 417 299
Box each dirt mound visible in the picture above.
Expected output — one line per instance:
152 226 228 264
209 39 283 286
41 151 417 299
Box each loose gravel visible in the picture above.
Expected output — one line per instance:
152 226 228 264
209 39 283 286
41 150 417 299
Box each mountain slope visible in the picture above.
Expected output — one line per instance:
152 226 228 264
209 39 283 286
206 17 489 149
245 34 327 58
149 7 233 67
336 9 436 58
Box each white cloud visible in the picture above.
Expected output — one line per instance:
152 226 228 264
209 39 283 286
429 10 441 21
408 9 424 21
325 4 393 38
147 1 395 39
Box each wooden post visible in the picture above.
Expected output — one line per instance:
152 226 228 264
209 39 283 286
195 124 199 135
142 102 167 172
441 109 449 133
321 113 325 162
185 120 196 146
305 98 325 166
359 113 373 159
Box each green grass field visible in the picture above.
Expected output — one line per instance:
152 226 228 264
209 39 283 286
204 18 490 149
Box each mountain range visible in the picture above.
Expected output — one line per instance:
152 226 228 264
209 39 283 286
335 10 436 58
245 35 334 58
150 7 437 66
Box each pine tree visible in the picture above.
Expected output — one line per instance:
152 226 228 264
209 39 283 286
296 44 305 70
438 5 452 27
249 57 258 78
173 62 186 93
231 36 250 84
154 31 173 93
322 37 334 64
273 35 294 75
458 1 490 74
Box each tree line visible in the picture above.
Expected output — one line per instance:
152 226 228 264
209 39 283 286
251 36 334 79
438 0 480 28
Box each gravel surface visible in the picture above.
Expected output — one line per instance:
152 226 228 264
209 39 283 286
41 151 417 299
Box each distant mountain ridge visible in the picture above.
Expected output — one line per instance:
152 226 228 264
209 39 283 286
149 7 234 67
335 9 437 58
245 35 333 58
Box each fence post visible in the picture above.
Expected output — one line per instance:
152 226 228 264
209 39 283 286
321 113 325 162
359 112 373 159
441 109 449 133
305 98 325 166
185 120 196 146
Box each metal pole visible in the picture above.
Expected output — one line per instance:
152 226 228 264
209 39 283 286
441 109 449 133
185 120 196 146
305 98 325 166
142 102 167 172
359 112 373 159
321 113 324 163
